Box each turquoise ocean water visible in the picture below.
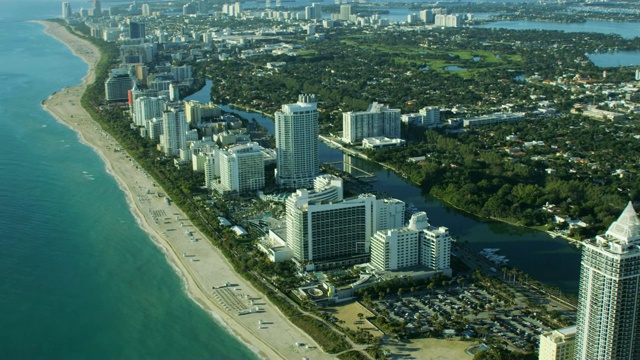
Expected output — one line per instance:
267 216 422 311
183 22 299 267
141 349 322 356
0 1 256 358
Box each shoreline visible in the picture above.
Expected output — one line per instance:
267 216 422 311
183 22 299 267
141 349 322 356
34 20 332 360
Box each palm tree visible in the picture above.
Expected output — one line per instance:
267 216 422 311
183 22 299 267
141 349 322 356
431 313 439 324
477 326 489 340
509 268 518 284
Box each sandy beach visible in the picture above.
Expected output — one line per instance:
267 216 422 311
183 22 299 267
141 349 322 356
37 20 334 360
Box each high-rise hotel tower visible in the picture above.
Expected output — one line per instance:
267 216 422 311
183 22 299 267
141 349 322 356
62 2 72 20
574 202 640 360
275 94 319 190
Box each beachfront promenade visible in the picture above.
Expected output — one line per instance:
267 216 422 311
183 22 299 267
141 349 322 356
38 20 334 360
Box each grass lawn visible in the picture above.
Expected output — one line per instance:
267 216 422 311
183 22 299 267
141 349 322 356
328 301 382 336
383 337 477 359
338 36 522 80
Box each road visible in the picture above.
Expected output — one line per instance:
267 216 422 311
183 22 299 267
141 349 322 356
250 271 375 360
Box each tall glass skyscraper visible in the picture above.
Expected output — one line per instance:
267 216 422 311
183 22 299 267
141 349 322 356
574 202 640 360
275 94 319 190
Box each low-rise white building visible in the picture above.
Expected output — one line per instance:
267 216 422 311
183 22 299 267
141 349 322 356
402 107 441 127
461 112 525 128
362 137 406 149
538 326 576 360
582 106 625 121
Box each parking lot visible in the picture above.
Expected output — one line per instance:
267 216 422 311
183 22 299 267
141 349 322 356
372 284 553 352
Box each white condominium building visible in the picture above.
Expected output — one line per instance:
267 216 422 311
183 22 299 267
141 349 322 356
275 94 319 190
339 4 351 21
461 112 525 128
402 106 440 127
574 202 640 360
420 106 440 125
435 14 462 28
171 64 192 82
184 100 202 126
420 221 452 271
342 102 401 144
216 142 265 194
192 152 207 173
370 212 452 275
374 198 405 232
222 2 242 17
445 14 462 27
161 108 188 156
189 139 217 172
539 326 576 360
370 226 421 271
204 155 218 190
305 3 322 20
147 117 163 140
419 9 434 23
184 100 221 126
141 3 151 16
133 96 165 127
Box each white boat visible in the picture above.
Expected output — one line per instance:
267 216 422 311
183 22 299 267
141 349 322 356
479 248 509 265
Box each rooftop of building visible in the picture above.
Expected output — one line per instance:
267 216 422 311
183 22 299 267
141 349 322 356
362 137 406 145
543 325 577 343
590 201 639 239
344 102 399 114
605 202 640 243
226 142 261 154
557 325 577 337
372 265 442 281
586 202 640 254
